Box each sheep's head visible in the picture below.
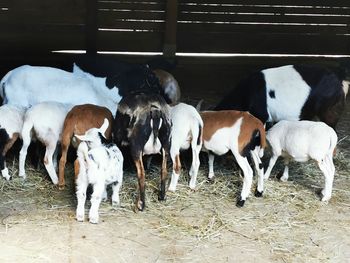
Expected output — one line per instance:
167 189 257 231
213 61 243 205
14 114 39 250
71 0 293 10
75 118 109 148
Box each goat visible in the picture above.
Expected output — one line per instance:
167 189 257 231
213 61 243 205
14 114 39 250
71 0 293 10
0 104 25 180
200 110 266 207
215 65 349 129
114 93 171 211
264 120 338 202
75 119 123 224
19 102 73 184
58 104 114 189
167 103 203 192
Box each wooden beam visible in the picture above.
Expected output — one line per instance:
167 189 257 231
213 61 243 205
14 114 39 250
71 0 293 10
86 0 97 54
163 0 178 57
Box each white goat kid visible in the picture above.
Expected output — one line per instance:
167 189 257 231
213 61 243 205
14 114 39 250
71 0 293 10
75 119 123 224
264 120 338 202
19 102 73 184
168 103 203 191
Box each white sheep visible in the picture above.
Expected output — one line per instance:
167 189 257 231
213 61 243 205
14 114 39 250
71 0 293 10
0 104 25 180
19 102 73 184
264 120 338 202
75 119 124 224
168 103 203 192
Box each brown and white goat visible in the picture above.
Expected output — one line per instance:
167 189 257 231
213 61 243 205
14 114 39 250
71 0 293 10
58 104 114 189
114 93 171 211
200 110 266 207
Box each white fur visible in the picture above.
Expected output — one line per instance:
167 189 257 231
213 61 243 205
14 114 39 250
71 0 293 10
168 103 203 191
263 65 311 122
19 102 73 184
0 65 120 115
0 104 25 180
75 119 123 224
264 120 337 202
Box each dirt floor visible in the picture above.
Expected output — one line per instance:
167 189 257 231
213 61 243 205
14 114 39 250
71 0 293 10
1 88 350 263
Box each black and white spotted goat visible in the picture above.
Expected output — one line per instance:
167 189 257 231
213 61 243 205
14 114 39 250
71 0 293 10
75 118 123 224
215 65 349 128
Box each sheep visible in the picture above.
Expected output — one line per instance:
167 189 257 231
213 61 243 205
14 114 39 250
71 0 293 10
215 65 349 129
114 92 172 211
18 102 73 184
167 103 203 192
75 118 123 224
263 120 338 202
200 110 266 207
0 65 120 115
0 104 25 180
58 104 114 189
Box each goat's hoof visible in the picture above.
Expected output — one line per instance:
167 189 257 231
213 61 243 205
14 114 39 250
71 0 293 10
112 201 120 208
168 186 176 192
58 184 65 191
136 200 145 211
89 218 99 224
76 215 84 222
206 176 215 183
255 190 263 197
158 194 166 201
236 199 245 208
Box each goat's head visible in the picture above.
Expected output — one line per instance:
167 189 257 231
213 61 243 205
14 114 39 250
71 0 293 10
75 118 109 148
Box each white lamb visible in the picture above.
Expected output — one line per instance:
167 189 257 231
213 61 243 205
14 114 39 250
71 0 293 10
264 120 338 201
168 103 203 191
75 119 123 224
0 104 25 180
19 102 73 184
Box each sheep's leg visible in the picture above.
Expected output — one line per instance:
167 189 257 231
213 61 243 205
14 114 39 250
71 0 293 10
264 154 279 180
1 133 19 180
208 153 215 180
111 176 123 207
250 148 264 197
159 148 168 201
279 159 290 182
234 154 254 207
19 127 32 179
43 141 59 185
189 143 201 190
135 155 146 211
318 156 334 202
168 151 181 192
75 164 88 222
89 181 105 224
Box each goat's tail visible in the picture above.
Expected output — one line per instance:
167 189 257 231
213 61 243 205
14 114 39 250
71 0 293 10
0 69 13 102
342 80 349 98
150 107 162 144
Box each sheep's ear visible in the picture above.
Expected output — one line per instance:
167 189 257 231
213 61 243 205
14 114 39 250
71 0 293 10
99 118 109 138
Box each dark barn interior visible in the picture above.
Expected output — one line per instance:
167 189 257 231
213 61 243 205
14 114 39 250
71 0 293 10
1 1 350 262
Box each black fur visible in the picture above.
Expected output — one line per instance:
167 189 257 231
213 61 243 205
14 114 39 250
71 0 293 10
241 129 261 158
0 128 10 170
269 90 275 99
197 123 202 145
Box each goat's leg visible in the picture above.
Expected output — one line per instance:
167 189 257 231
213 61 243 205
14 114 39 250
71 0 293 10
19 127 32 179
1 133 19 180
279 158 290 182
208 153 215 180
318 156 334 202
89 181 105 224
159 148 168 201
264 154 279 180
135 155 146 211
75 164 88 222
168 148 181 192
43 139 59 185
111 176 123 207
58 142 69 190
250 148 264 197
234 153 253 207
189 144 201 190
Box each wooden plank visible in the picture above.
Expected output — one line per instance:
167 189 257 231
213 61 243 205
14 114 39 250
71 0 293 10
178 4 350 15
163 0 178 57
178 0 350 7
97 31 163 52
86 0 98 54
177 23 348 35
177 32 350 54
98 20 165 31
98 10 165 20
178 13 350 25
98 1 165 10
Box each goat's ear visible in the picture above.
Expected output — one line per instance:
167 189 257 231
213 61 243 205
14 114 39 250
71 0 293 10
99 118 109 138
75 134 88 141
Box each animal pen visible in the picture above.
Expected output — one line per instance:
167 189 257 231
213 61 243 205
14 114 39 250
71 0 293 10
0 0 350 262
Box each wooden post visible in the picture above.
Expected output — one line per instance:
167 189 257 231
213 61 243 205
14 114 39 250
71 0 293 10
86 0 98 54
163 0 178 58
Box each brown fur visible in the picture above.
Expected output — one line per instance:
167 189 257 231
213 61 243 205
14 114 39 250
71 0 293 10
58 104 114 189
200 110 266 153
2 133 19 156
